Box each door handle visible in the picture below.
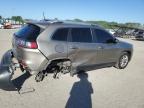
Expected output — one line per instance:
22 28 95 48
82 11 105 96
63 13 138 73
70 46 79 49
98 46 104 49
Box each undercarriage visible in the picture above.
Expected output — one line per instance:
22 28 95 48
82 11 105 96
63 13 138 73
35 60 72 82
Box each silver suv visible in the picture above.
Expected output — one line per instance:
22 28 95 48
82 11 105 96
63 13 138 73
12 20 133 82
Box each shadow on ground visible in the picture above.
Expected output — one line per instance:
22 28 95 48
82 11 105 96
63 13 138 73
12 72 31 90
65 72 93 108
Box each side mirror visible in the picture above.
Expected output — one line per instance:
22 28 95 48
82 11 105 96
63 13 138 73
106 38 118 44
115 38 119 43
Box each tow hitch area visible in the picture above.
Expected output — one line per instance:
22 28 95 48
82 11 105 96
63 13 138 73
0 50 32 92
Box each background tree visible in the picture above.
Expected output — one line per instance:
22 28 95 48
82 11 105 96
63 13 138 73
0 15 2 24
11 16 24 24
125 22 141 28
0 15 2 19
73 19 83 22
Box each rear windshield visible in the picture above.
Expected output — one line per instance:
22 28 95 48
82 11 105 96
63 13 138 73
15 24 40 41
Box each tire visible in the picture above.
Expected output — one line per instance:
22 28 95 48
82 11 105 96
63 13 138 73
35 71 44 82
115 52 129 69
20 64 25 72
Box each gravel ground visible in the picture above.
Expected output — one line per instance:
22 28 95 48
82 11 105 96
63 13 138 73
0 29 144 108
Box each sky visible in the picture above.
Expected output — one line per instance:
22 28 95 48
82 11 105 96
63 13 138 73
0 0 144 23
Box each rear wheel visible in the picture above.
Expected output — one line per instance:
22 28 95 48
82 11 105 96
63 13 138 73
115 52 129 69
35 71 45 82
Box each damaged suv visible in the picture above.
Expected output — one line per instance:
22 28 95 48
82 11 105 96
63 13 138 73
0 20 133 91
11 20 133 82
0 20 133 90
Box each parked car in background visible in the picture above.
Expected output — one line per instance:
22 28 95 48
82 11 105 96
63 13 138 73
3 22 12 29
134 31 144 40
11 24 22 29
2 23 22 29
0 24 3 29
126 30 135 36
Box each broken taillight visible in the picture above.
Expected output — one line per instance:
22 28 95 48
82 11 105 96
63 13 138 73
16 38 38 49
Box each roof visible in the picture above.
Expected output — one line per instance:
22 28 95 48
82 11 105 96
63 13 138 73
26 19 100 29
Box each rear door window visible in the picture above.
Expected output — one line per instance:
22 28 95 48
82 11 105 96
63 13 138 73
52 28 69 41
71 28 92 43
15 24 40 41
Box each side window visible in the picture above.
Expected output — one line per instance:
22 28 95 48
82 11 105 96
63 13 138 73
52 28 69 41
71 28 92 43
94 29 114 43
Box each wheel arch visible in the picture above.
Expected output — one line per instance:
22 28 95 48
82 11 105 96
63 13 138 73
39 57 72 72
122 50 132 61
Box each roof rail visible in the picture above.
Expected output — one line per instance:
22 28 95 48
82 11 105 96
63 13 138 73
91 24 96 26
40 19 63 24
91 24 100 27
50 20 63 24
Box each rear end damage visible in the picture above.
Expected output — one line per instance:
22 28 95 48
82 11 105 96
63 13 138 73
12 23 47 75
0 50 72 91
0 50 31 91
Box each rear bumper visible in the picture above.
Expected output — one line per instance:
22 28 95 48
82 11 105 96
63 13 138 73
0 50 17 91
0 50 31 91
12 47 46 74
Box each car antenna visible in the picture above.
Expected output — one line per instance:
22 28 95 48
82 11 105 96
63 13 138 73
43 12 46 21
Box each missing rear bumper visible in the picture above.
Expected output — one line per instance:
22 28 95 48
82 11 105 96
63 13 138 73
0 50 31 91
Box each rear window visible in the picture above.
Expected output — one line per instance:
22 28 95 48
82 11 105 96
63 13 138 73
15 24 40 41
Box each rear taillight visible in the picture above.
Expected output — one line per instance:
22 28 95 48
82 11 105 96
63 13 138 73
16 39 38 49
25 41 38 49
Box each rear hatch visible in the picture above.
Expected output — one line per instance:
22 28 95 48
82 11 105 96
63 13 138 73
12 24 42 58
13 24 41 49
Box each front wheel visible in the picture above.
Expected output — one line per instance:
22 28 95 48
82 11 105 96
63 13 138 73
115 52 129 69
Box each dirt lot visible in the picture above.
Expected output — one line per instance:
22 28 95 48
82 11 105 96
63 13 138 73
0 29 144 108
